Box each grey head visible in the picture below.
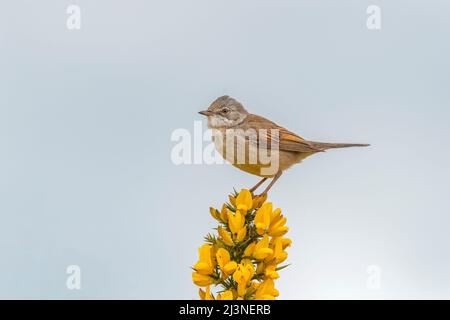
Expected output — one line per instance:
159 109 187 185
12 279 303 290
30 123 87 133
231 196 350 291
199 95 249 128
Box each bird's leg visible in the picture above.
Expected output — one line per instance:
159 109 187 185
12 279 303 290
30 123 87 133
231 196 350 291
249 177 268 193
258 171 282 197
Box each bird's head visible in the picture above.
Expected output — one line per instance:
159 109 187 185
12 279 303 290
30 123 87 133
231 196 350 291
199 95 249 128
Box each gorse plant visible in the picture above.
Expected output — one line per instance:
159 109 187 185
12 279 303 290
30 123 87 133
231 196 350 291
192 189 291 300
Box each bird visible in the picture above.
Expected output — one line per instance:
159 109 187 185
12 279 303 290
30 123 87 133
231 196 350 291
199 95 369 196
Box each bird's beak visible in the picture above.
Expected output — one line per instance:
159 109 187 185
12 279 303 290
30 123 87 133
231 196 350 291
198 110 213 116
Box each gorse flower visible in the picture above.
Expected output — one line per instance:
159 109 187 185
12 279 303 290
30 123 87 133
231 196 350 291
228 210 246 242
254 279 279 300
252 234 273 260
217 226 234 246
233 259 255 297
254 203 272 235
216 248 237 277
235 189 253 212
192 189 292 300
192 244 216 286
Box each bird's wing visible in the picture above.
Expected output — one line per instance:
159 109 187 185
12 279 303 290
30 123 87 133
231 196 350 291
240 114 323 153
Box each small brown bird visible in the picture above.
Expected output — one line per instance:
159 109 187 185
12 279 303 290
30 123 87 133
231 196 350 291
199 96 369 196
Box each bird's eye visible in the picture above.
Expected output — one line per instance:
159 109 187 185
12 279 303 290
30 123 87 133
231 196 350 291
221 108 229 114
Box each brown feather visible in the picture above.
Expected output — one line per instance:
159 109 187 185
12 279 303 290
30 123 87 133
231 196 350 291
308 141 370 149
240 114 369 152
239 114 323 153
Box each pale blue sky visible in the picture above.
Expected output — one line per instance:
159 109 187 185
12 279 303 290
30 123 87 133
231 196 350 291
1 0 449 299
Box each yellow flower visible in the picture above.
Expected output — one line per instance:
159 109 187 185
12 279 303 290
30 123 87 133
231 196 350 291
268 208 288 237
224 262 238 274
219 204 228 222
251 281 260 291
256 262 279 279
243 242 256 257
194 189 291 300
256 262 264 275
193 244 215 275
199 286 214 300
253 235 273 260
252 193 267 209
216 248 230 269
210 207 219 220
198 287 205 300
235 226 247 243
210 205 230 222
216 248 238 276
264 264 279 279
235 189 253 213
255 279 278 300
217 290 234 300
270 208 282 224
228 210 245 237
266 237 288 264
192 272 214 286
281 237 292 249
228 194 236 207
254 202 272 235
218 227 234 246
233 259 255 297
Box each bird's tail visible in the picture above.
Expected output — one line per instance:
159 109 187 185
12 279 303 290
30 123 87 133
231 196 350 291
309 141 370 150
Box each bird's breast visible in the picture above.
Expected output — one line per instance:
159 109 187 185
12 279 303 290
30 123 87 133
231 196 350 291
211 129 283 177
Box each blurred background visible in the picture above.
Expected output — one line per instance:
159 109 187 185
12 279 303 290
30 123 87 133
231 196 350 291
1 0 449 299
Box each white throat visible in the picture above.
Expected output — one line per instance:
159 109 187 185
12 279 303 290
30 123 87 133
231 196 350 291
207 115 246 129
